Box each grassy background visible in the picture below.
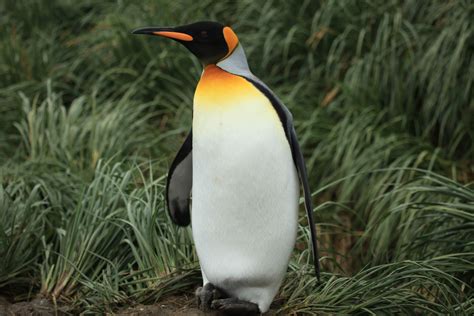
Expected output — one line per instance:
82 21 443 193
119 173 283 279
0 0 473 314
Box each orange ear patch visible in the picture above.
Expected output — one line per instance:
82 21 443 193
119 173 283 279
222 27 239 59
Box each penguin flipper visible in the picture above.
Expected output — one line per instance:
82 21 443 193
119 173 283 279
243 77 321 280
289 126 321 281
166 129 192 226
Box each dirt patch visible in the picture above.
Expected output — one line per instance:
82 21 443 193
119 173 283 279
114 295 215 316
0 297 67 316
1 295 278 315
114 295 278 315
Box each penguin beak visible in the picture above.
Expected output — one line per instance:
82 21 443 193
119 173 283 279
131 27 193 42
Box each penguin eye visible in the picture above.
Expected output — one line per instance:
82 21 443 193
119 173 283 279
200 31 208 38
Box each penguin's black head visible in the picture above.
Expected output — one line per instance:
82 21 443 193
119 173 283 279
132 21 239 65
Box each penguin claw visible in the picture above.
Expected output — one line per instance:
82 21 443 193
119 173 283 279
195 286 203 309
196 283 226 312
211 298 260 315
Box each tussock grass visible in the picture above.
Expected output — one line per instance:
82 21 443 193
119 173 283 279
0 0 472 314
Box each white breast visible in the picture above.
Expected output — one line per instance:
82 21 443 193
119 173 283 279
192 87 299 312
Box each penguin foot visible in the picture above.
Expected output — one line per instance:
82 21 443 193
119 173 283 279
196 283 226 312
211 298 260 315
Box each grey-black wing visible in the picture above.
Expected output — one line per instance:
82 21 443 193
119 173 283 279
166 130 192 226
244 77 321 280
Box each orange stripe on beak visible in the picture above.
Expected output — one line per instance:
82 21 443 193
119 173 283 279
153 31 193 41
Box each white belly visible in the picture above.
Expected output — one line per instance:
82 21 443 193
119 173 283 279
192 93 299 312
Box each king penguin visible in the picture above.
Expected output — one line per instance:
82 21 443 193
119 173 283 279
132 21 320 314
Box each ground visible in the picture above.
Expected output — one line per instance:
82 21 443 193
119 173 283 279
0 295 278 315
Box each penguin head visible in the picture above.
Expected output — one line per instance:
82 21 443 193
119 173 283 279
132 21 239 65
